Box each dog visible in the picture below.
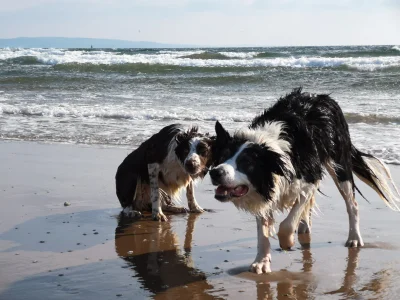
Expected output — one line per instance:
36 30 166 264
116 124 213 221
209 88 400 274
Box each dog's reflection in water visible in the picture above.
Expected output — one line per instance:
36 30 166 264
251 247 316 300
114 213 216 299
325 248 390 299
254 246 391 300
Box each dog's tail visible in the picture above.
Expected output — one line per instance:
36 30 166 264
351 145 400 210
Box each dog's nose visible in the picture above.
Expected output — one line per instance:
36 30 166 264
209 168 225 180
185 160 198 173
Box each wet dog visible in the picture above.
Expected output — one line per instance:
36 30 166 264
210 88 400 273
116 124 213 221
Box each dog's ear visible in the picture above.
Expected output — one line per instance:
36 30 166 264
249 145 291 201
260 145 291 180
215 121 230 144
175 132 184 144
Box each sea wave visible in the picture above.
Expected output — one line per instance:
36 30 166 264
2 103 400 125
321 49 400 58
179 52 232 60
345 113 400 124
1 102 400 165
358 147 400 166
0 103 252 122
1 48 400 71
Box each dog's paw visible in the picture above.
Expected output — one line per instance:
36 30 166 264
298 233 311 248
189 205 205 213
250 259 271 274
129 211 142 218
345 232 364 247
152 211 168 222
122 207 142 219
163 205 188 214
278 232 295 250
345 238 364 247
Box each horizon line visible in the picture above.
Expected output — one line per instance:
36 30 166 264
0 36 398 48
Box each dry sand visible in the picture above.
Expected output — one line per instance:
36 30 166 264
1 141 400 299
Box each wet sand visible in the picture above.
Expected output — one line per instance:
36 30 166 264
1 141 400 299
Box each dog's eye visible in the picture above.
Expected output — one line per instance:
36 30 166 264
238 155 252 165
197 145 208 155
219 149 231 163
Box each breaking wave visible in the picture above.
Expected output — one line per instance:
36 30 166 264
179 52 232 60
2 103 400 125
0 103 252 122
345 113 400 124
1 48 400 71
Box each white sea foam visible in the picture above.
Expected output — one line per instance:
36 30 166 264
392 46 400 52
1 48 400 70
219 51 259 58
1 101 400 165
0 103 253 123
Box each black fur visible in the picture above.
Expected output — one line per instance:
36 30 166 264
212 88 379 202
250 87 354 185
115 124 183 208
236 144 288 199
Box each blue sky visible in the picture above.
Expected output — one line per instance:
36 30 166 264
0 0 399 46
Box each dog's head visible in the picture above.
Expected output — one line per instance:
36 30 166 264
210 121 290 204
174 126 214 178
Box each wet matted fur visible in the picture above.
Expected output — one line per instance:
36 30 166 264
116 124 213 221
210 88 400 273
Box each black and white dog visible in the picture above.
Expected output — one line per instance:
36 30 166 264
116 124 213 221
210 88 400 274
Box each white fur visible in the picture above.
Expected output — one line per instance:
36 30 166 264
339 181 364 247
235 122 292 156
326 162 364 247
277 185 317 249
357 156 400 211
215 122 316 236
250 216 272 274
184 137 202 170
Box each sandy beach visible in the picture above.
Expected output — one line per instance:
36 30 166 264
1 140 400 300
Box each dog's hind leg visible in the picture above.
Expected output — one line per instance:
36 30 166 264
148 163 168 222
297 195 314 248
326 162 364 247
186 181 205 213
298 194 314 234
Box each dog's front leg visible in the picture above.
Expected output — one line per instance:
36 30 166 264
148 163 168 222
278 190 311 250
186 181 204 213
250 215 272 274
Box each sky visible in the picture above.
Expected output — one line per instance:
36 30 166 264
0 0 399 46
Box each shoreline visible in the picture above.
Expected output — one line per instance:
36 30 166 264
1 140 400 299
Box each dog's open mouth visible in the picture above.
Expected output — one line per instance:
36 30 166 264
215 185 249 201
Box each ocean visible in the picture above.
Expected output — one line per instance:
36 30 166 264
0 45 399 164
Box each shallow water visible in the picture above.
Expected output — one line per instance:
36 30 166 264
1 142 400 299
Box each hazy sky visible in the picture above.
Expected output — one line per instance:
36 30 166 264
0 0 399 46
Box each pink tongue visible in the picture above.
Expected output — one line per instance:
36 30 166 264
216 186 234 195
215 185 249 197
231 185 249 197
